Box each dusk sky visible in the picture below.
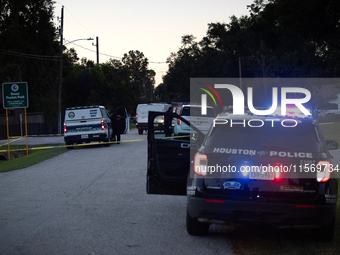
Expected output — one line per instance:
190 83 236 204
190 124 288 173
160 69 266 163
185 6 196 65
54 0 254 85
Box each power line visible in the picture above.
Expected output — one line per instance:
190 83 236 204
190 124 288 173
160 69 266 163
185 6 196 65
63 6 95 37
0 49 60 61
54 3 166 64
67 43 167 64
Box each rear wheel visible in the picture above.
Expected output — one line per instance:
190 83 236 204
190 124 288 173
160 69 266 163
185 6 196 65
104 130 111 147
138 129 143 135
66 142 73 149
186 210 209 236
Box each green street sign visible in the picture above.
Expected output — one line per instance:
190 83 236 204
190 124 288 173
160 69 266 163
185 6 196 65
2 82 29 109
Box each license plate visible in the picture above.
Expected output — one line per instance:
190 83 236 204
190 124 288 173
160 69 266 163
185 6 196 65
194 121 201 126
81 134 88 139
249 171 274 180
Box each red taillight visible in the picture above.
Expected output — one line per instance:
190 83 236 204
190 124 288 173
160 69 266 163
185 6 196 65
101 119 105 130
177 119 182 125
272 163 281 179
317 161 332 182
63 123 67 133
194 153 207 176
205 199 225 204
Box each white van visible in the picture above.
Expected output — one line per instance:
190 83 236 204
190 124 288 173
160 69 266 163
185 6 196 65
136 103 172 135
63 105 129 147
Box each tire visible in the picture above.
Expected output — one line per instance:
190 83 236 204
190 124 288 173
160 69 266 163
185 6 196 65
66 142 73 149
186 210 209 236
104 130 111 147
316 214 335 241
138 129 143 135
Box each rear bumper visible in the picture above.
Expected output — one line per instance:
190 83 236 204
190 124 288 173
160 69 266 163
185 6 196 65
187 196 335 226
137 122 148 130
138 122 164 130
64 133 108 143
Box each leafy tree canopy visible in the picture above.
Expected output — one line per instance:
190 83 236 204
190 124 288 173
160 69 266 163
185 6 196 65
160 0 340 102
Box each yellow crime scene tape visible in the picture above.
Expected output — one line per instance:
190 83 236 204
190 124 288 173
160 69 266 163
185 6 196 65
0 137 146 152
0 134 190 153
1 121 338 153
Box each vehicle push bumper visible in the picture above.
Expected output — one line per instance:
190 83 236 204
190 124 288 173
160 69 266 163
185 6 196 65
187 196 335 226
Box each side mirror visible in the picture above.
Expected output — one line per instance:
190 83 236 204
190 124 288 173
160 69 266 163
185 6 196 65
326 140 339 150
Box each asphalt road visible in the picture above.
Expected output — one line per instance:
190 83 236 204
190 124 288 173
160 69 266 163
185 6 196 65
0 129 234 255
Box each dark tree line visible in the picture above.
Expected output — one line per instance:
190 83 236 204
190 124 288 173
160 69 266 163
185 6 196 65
62 49 154 114
0 1 155 133
156 0 340 102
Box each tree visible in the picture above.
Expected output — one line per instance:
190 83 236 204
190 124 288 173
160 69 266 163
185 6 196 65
122 50 155 103
159 0 340 102
0 0 59 132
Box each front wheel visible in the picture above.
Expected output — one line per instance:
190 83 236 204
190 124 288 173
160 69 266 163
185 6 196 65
186 210 209 236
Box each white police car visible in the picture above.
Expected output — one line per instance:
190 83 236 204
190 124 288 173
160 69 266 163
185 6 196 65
64 105 128 148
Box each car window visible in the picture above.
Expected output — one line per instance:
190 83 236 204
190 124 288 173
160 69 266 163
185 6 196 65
181 107 215 117
153 116 194 142
205 122 322 152
101 109 109 118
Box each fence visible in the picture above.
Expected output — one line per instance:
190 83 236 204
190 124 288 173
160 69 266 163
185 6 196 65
0 123 50 139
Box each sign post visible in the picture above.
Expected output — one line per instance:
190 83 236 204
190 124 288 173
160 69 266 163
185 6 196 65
2 82 29 160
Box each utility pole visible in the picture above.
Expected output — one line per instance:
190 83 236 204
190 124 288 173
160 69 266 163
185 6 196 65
238 57 242 91
96 36 99 64
93 36 99 64
58 6 64 135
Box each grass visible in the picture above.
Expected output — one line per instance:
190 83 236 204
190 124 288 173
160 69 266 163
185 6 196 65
231 122 340 255
0 121 136 173
0 144 67 173
130 121 136 130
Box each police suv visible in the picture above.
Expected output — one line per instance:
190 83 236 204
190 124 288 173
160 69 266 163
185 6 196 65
64 105 112 147
146 110 339 240
64 105 129 148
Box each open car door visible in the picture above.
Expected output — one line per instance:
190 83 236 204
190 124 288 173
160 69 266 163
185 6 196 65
112 106 129 134
146 111 205 195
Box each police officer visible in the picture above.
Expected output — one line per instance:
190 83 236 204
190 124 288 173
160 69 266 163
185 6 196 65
164 106 173 137
110 113 121 144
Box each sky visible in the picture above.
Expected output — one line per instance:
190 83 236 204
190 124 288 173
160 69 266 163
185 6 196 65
53 0 254 86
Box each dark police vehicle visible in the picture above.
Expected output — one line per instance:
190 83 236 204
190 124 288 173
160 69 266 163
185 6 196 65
146 109 339 240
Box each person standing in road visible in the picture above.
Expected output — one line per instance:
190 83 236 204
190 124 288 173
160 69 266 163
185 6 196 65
164 106 173 137
110 113 121 144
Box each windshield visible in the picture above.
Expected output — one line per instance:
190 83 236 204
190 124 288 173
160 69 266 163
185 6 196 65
205 121 321 152
181 107 215 117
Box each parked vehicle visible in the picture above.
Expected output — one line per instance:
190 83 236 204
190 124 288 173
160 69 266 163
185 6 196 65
173 105 216 136
136 103 172 135
146 110 339 240
64 105 128 148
